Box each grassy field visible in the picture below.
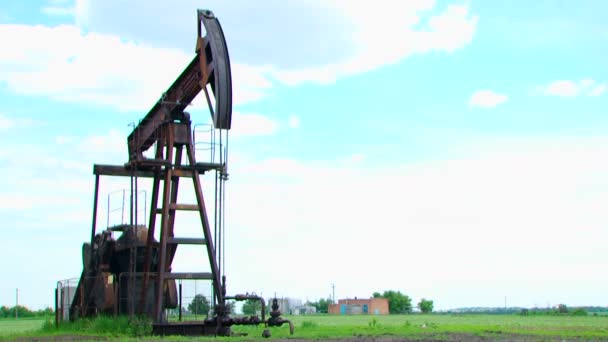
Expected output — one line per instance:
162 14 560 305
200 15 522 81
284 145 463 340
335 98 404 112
230 314 608 340
1 314 607 341
0 316 150 341
0 318 46 336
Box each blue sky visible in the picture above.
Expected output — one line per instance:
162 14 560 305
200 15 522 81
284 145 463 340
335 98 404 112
1 0 608 311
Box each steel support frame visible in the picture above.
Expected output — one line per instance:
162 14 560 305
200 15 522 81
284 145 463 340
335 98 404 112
131 121 224 323
88 123 224 323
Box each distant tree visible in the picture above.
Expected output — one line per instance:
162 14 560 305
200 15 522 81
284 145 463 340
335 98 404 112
0 306 9 318
378 290 412 314
204 301 236 316
571 308 587 316
310 298 332 313
372 292 382 298
242 299 262 315
165 306 184 317
188 294 210 316
0 305 46 318
417 299 434 314
224 301 236 315
557 304 568 314
10 305 35 318
38 307 54 317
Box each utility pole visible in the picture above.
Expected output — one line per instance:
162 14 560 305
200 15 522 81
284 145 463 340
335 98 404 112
331 284 335 304
15 288 18 319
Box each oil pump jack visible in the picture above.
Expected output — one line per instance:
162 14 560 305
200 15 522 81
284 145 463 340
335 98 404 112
66 9 293 337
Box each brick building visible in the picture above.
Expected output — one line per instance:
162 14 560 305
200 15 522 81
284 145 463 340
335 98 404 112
328 297 389 315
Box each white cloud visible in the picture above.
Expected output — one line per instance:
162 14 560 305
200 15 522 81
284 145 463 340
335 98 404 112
71 1 477 87
580 78 594 88
222 136 608 308
588 83 606 97
230 64 275 105
543 80 579 97
0 195 35 210
535 79 607 97
3 123 608 308
0 24 274 112
0 114 15 130
427 4 478 52
270 3 478 85
55 135 74 145
0 24 187 111
287 115 300 129
0 113 35 130
0 131 135 307
468 90 508 108
42 6 75 16
347 153 365 163
231 112 279 137
0 2 479 110
0 128 142 219
79 129 126 155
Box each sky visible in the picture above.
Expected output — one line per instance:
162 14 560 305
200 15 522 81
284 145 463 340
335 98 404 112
1 0 607 311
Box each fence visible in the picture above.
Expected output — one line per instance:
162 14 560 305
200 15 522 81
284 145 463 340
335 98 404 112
166 279 214 322
55 278 79 322
56 273 215 323
55 274 118 324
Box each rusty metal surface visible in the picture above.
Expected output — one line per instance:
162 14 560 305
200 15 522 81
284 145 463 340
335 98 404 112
67 7 294 338
69 226 176 318
268 298 295 335
152 296 294 337
127 9 232 162
197 9 232 130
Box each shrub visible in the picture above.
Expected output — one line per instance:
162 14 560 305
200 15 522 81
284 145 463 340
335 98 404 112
571 308 587 317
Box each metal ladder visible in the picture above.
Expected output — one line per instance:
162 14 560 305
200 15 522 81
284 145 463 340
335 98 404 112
135 118 227 322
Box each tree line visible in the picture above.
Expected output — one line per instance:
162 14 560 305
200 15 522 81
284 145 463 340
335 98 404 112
0 305 54 318
187 291 435 316
306 290 434 314
0 292 434 319
372 290 434 314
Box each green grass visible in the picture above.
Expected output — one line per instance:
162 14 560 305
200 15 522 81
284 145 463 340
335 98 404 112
2 314 608 341
0 318 46 336
228 314 608 340
43 315 151 336
0 316 150 341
